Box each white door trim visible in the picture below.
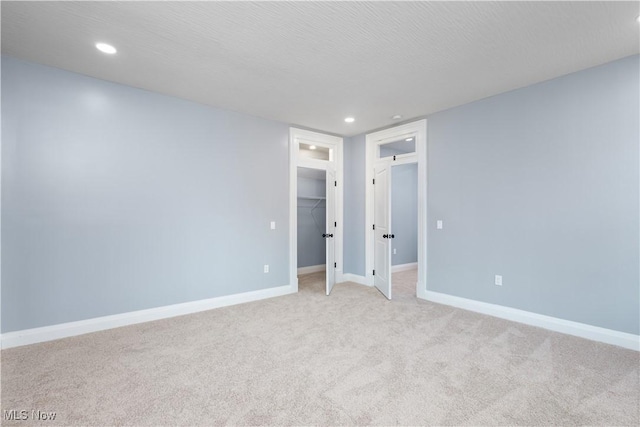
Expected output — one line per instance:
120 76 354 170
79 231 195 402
289 128 344 292
325 166 337 295
365 119 427 298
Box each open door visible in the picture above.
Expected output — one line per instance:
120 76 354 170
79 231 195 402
325 167 336 295
374 161 392 299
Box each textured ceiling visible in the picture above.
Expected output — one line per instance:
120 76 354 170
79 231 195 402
2 1 639 136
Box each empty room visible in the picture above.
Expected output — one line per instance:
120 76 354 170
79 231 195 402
1 1 639 425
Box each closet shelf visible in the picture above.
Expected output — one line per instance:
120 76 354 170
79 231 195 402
297 195 326 200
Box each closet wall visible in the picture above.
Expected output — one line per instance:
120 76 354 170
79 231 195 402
392 163 418 266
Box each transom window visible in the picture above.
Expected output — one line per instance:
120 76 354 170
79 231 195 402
378 136 416 159
299 142 332 161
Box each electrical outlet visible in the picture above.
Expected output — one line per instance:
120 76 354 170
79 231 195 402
264 265 270 273
495 275 502 286
270 221 276 230
437 220 443 229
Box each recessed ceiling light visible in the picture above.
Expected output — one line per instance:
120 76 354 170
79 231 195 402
344 117 355 123
405 138 413 142
96 42 117 54
309 145 317 150
392 115 402 120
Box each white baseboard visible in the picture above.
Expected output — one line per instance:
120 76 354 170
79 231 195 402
2 285 296 349
421 290 639 351
392 262 417 273
297 264 326 275
341 273 369 286
416 281 427 300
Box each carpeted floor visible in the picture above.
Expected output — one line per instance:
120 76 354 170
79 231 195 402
2 270 639 425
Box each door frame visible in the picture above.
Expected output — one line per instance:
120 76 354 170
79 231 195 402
365 119 427 298
289 128 344 292
325 167 337 295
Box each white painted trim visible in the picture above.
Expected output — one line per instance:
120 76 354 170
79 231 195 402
421 290 640 351
297 264 326 275
416 281 428 300
289 131 299 292
365 120 427 298
2 285 295 349
391 262 418 273
289 128 343 295
341 273 369 286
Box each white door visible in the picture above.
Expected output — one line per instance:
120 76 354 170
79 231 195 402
325 167 336 295
373 161 392 299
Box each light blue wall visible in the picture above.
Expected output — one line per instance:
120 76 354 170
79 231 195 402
392 163 417 266
1 56 290 332
428 55 639 335
3 54 638 335
297 176 326 268
343 134 366 275
342 55 639 335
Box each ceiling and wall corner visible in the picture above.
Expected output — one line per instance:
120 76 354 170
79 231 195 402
2 1 639 136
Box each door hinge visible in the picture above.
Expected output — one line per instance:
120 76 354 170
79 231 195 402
334 262 337 268
373 269 375 275
372 224 375 230
334 221 337 227
334 181 337 187
393 155 396 161
372 179 375 185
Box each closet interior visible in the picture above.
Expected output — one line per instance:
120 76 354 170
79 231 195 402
297 167 326 276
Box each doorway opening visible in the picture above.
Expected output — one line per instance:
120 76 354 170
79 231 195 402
289 128 343 295
296 166 327 292
390 163 419 298
366 119 427 300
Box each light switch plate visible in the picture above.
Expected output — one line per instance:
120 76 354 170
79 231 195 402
437 220 443 229
270 221 276 230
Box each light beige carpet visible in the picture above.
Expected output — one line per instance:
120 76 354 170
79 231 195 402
2 270 639 426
